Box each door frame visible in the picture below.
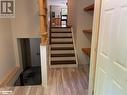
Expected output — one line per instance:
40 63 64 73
88 0 102 95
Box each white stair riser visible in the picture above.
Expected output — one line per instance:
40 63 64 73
51 44 74 48
51 33 72 37
51 57 76 61
51 50 75 54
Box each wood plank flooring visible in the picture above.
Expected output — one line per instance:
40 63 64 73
0 68 89 95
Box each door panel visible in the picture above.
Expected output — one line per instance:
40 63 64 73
94 0 127 94
30 38 41 67
94 67 106 95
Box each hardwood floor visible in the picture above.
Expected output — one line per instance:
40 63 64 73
0 68 89 95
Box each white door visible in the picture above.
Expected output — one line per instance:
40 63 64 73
94 0 127 95
30 38 41 66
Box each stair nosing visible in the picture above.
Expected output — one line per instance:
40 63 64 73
51 42 73 44
51 60 76 65
51 37 72 38
51 53 75 57
51 31 71 33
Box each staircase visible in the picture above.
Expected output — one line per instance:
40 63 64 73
49 27 78 67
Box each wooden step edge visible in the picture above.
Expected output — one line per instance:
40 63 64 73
51 47 74 50
51 36 72 38
82 48 91 56
51 31 71 33
51 53 75 57
51 60 76 65
51 42 73 44
51 36 72 39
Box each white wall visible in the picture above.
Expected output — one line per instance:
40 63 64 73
0 0 41 85
68 0 94 65
0 19 16 81
11 0 40 37
11 0 41 69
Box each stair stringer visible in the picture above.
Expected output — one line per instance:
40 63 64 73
71 27 79 67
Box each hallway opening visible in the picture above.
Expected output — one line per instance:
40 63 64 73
47 0 95 95
15 38 42 86
49 1 68 27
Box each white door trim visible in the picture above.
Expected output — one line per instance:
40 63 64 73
88 0 102 95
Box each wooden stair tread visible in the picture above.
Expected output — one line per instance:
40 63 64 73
84 4 94 11
51 53 75 57
51 31 71 33
51 37 72 38
51 44 74 48
51 32 71 34
51 60 76 65
51 47 74 50
82 48 91 56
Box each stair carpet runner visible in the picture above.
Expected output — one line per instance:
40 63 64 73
50 27 77 66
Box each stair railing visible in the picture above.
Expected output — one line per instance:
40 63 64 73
39 0 48 45
38 0 48 87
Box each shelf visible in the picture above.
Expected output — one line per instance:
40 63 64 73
84 4 94 11
83 29 92 33
82 48 91 56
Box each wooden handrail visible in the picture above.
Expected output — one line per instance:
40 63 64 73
39 0 48 45
41 32 48 36
41 32 48 45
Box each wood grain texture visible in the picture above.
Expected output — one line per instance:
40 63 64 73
0 66 20 87
0 68 89 95
84 4 94 11
82 48 91 57
39 0 48 45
